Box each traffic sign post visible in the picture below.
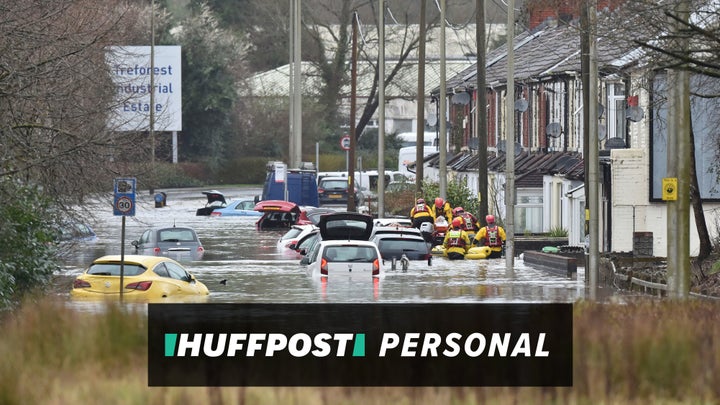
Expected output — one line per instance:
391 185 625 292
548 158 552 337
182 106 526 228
113 177 136 299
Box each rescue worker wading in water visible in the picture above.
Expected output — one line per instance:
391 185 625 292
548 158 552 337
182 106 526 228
430 197 453 222
443 217 471 260
410 198 435 229
474 214 507 258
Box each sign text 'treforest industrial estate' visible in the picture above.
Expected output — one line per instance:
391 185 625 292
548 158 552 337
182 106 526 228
106 46 182 132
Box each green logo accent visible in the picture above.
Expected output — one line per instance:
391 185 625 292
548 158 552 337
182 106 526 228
165 333 177 357
352 333 365 357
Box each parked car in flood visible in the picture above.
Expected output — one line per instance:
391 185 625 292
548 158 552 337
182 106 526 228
301 212 383 280
196 190 227 216
210 199 263 217
71 255 209 301
131 226 205 261
254 200 313 230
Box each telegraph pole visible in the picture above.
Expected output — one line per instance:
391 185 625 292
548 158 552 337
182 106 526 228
348 11 358 212
439 0 448 199
504 0 515 274
377 0 386 218
416 0 426 194
588 0 599 300
476 0 488 223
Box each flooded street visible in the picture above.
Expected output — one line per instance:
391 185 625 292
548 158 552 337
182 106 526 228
56 186 601 306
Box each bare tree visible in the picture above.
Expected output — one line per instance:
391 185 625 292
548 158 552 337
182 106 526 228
0 0 163 207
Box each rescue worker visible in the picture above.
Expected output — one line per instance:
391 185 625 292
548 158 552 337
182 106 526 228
474 214 507 258
431 197 453 221
410 198 435 229
443 217 471 260
452 207 480 240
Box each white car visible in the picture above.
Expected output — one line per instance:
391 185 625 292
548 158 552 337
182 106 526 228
276 224 318 250
301 212 384 280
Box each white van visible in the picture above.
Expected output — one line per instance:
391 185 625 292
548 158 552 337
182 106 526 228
396 132 437 148
398 146 437 180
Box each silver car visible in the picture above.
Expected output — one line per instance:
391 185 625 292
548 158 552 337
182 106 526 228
131 226 205 262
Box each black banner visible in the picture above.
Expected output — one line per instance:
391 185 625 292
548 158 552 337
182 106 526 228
148 303 572 386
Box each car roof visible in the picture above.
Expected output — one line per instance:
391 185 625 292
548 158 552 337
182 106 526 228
370 225 422 237
371 233 426 241
202 190 226 204
318 211 374 241
91 255 177 267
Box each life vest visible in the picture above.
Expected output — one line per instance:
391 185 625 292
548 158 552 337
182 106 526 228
415 203 429 213
447 229 467 248
486 226 502 247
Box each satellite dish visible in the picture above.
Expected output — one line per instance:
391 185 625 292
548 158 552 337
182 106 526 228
598 103 605 119
468 138 479 149
515 98 528 112
598 124 607 141
514 142 523 156
626 106 645 122
451 92 470 105
546 122 562 138
497 140 506 153
426 114 438 127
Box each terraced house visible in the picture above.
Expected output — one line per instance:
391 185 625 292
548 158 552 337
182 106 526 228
424 0 720 257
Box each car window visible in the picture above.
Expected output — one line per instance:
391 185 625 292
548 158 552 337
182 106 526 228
153 262 171 278
238 201 254 210
159 229 197 242
164 261 190 281
140 230 152 244
320 180 347 189
280 227 304 241
324 245 377 262
378 238 427 252
87 263 145 276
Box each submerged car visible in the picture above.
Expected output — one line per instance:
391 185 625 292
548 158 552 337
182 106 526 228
301 212 384 279
254 200 313 230
131 226 205 261
210 199 263 217
196 190 227 216
370 233 432 262
71 255 209 300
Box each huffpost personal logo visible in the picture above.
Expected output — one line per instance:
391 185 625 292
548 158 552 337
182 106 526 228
163 332 548 358
164 333 366 357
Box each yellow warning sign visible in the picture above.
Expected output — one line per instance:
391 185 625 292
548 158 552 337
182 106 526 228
662 178 677 201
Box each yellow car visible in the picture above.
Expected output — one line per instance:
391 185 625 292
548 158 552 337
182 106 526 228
71 255 209 301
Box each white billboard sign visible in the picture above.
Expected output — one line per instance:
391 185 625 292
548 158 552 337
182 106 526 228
107 46 182 131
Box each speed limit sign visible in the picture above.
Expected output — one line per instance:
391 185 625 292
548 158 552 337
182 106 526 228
113 177 137 216
114 195 135 216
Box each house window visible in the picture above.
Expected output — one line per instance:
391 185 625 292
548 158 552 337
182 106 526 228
515 192 543 234
606 82 626 140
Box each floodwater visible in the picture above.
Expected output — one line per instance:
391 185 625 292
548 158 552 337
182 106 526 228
55 186 609 308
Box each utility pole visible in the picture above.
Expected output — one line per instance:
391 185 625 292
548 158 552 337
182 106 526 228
377 0 385 218
290 0 302 169
348 11 358 212
439 0 447 200
587 0 599 300
668 0 691 298
476 0 488 223
416 0 426 195
504 0 515 274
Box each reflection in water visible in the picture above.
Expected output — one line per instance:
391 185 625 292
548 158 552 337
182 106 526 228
56 186 601 311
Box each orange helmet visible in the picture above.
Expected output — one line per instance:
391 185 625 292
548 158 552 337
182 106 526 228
435 197 444 208
486 214 495 224
417 198 425 204
452 217 463 228
453 207 464 216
